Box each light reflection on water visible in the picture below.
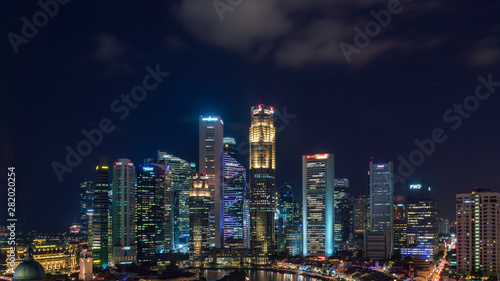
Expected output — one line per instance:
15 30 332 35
201 269 321 281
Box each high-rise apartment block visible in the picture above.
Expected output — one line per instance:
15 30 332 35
456 188 500 277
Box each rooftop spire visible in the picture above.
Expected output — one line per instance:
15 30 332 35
25 246 34 261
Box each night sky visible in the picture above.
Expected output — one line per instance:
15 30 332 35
1 0 500 232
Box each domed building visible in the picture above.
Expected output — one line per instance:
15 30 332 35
13 246 46 281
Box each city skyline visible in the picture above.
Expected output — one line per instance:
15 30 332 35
2 0 500 237
2 105 489 233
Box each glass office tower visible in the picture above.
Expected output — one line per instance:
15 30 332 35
369 162 394 256
111 159 137 266
302 154 335 257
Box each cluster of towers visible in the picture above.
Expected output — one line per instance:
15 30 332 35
79 104 277 267
78 103 475 271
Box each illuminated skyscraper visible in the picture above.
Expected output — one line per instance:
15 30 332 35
222 151 247 249
456 188 500 277
80 181 94 235
189 174 211 267
135 163 167 264
158 151 195 253
223 137 238 159
275 183 302 256
199 115 224 248
277 183 301 253
368 162 394 257
334 178 352 251
399 183 438 259
393 195 407 251
111 159 137 266
92 156 110 268
353 195 370 240
302 154 335 257
249 104 276 264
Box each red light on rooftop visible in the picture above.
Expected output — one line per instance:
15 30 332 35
307 154 327 159
270 106 274 111
258 104 262 109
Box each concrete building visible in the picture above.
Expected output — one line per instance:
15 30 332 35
79 246 93 281
456 188 500 277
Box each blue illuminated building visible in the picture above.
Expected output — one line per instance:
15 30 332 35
158 151 195 253
302 154 335 257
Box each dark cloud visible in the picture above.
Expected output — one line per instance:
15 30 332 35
164 35 188 50
172 0 451 68
465 37 500 68
93 33 134 76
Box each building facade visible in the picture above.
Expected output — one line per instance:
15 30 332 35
135 163 167 264
222 151 247 249
393 195 407 251
302 153 335 257
223 137 238 159
368 162 394 257
276 183 302 254
456 188 500 277
353 195 370 242
111 159 137 266
158 151 195 253
249 105 276 264
80 181 94 236
334 178 353 251
402 183 438 259
79 247 92 281
199 115 224 248
189 174 211 267
91 156 110 268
